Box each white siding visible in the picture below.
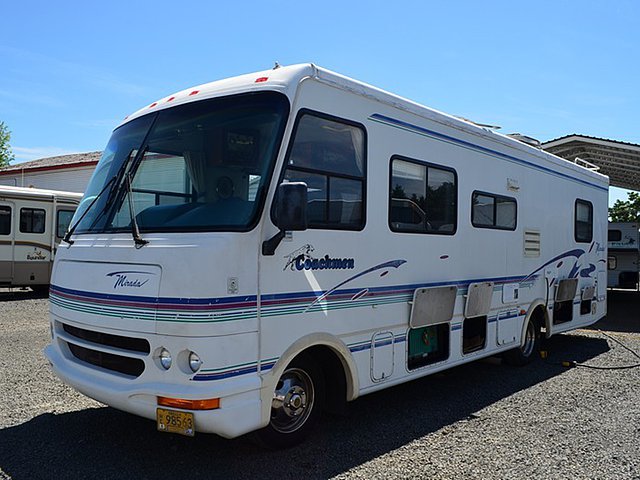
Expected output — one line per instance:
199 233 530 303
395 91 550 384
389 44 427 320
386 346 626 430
0 166 95 193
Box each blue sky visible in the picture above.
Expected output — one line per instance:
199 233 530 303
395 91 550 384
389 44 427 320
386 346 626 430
1 0 638 205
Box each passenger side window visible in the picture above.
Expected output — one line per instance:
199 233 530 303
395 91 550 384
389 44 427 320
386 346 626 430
20 208 46 234
56 209 76 238
389 157 457 234
472 191 517 230
0 206 10 235
282 112 366 230
575 199 593 243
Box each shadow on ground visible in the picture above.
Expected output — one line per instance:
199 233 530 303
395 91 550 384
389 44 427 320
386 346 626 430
0 334 609 480
0 288 48 302
590 289 640 334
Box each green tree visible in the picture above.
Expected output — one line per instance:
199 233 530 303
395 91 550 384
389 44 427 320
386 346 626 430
0 121 15 167
609 191 640 222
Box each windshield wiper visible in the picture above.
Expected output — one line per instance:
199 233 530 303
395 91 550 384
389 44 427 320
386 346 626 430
125 172 148 248
62 175 118 245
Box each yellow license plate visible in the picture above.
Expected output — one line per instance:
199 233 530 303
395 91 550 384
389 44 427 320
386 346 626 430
156 408 195 437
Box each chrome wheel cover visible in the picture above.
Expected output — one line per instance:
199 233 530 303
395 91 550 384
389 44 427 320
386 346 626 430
521 320 537 357
270 367 315 434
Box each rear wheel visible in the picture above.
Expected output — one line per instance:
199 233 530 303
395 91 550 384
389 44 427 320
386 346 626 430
254 353 325 449
503 314 541 366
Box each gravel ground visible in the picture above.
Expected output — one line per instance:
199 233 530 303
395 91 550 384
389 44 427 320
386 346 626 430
0 288 639 479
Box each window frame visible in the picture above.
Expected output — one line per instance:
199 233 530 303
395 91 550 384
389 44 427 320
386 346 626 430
388 155 458 235
471 190 518 231
273 108 368 231
608 255 617 270
574 199 593 243
19 207 46 234
0 205 11 236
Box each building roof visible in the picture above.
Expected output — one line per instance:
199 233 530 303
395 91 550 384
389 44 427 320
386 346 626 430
0 151 101 176
542 135 640 191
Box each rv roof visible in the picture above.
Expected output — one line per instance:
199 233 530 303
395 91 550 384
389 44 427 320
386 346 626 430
121 63 608 186
0 185 83 201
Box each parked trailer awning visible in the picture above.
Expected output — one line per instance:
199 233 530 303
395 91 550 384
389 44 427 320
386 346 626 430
542 135 640 191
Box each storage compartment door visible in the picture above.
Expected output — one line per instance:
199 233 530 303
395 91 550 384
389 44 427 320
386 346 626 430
370 331 394 382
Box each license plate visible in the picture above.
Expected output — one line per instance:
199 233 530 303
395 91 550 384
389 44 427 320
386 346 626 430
156 408 195 437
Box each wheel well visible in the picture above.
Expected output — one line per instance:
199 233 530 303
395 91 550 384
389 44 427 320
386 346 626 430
531 305 547 332
293 345 348 415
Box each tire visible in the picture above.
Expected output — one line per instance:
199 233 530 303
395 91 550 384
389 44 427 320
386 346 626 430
253 353 325 449
503 315 541 366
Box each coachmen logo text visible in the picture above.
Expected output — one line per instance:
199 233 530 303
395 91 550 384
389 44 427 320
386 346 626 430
284 244 355 271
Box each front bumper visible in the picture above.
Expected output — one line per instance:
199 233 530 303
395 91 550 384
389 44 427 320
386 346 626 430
44 320 266 439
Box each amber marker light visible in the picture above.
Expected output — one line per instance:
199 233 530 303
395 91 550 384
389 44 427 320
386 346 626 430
158 396 220 410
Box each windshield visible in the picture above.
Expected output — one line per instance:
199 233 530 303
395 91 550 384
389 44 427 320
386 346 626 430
73 91 289 234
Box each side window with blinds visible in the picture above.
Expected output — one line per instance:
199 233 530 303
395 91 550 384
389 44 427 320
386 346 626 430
471 191 517 230
281 111 366 230
575 199 593 243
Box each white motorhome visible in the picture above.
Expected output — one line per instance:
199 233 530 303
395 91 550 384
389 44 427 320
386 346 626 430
45 64 608 447
607 222 639 289
0 186 81 291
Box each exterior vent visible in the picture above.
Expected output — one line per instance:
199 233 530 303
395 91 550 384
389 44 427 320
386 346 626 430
524 229 541 257
508 133 542 149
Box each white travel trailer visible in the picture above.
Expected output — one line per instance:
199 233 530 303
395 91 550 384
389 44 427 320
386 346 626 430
45 64 608 447
607 222 639 289
0 186 81 290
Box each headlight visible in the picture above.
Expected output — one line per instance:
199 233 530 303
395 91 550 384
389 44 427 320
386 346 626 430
159 348 172 370
189 351 202 372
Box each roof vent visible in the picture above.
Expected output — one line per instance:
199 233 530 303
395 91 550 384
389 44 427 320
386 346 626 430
507 133 542 149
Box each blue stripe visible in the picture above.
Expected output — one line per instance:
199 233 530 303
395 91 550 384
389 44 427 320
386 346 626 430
370 113 607 192
51 273 532 308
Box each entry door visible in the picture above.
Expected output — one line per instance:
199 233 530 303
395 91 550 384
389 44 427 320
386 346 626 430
0 201 15 283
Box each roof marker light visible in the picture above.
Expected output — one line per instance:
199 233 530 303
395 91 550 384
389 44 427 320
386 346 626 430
255 77 268 83
189 90 199 96
149 102 158 109
166 96 175 102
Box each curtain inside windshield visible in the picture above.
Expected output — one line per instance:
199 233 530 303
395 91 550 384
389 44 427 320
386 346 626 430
75 92 289 233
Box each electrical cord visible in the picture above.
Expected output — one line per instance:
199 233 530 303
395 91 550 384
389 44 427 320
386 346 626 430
541 329 640 370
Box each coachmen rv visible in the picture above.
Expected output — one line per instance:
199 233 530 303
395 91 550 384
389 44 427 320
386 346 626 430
0 186 81 291
45 64 608 447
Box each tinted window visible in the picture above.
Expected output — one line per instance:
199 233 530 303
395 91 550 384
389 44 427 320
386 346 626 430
608 230 622 242
20 208 46 234
575 199 593 243
56 209 76 238
390 157 456 234
472 191 517 230
0 206 10 235
282 112 366 230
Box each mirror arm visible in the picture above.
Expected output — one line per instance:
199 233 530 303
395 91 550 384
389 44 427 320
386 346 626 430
262 230 286 256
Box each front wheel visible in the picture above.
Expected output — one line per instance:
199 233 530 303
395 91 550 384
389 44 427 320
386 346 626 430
253 353 325 449
503 315 541 366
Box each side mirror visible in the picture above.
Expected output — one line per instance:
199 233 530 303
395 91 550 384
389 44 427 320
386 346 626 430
274 182 308 231
262 182 308 256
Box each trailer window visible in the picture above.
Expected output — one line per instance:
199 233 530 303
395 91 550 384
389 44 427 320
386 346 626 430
575 199 593 243
282 111 366 230
472 191 517 230
608 230 622 242
0 206 10 235
56 209 76 238
389 157 456 234
20 208 45 234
